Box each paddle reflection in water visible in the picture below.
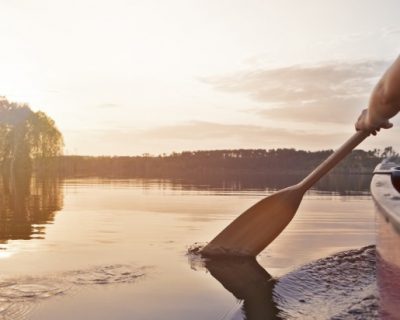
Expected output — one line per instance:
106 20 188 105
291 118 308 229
203 256 281 320
190 245 377 319
0 173 63 243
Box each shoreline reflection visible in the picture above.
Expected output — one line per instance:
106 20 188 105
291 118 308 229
0 173 63 244
62 172 372 196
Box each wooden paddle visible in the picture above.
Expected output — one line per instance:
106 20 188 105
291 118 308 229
201 130 371 257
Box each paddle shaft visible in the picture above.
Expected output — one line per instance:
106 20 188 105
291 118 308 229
202 130 371 257
298 130 370 191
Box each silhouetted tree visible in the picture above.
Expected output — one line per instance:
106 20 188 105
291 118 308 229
380 146 399 159
0 97 63 174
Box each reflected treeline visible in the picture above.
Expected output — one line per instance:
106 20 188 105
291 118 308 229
0 172 63 244
313 172 372 194
144 172 373 195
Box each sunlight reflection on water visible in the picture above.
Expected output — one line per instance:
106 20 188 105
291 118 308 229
0 176 376 319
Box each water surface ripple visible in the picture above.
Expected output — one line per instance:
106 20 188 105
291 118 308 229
274 245 377 319
0 264 146 320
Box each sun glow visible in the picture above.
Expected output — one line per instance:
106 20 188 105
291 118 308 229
0 249 14 260
0 0 399 155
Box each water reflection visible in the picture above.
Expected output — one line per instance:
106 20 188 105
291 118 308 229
0 173 63 243
0 173 369 249
148 173 372 195
201 246 377 320
57 173 372 195
205 257 281 320
0 174 377 319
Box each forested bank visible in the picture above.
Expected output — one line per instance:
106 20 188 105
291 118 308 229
43 146 398 179
1 97 398 180
0 97 63 176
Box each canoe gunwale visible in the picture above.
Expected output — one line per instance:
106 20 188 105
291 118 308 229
372 162 400 234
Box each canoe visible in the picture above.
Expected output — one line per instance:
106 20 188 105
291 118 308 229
371 162 400 319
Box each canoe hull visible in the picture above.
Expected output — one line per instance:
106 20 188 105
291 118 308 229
371 163 400 319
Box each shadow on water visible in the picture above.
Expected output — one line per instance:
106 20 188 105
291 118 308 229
0 172 63 243
204 257 281 320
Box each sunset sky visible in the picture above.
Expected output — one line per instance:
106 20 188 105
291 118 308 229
0 0 399 155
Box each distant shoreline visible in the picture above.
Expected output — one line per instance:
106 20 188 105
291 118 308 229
33 147 397 178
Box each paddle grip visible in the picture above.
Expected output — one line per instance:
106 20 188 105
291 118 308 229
298 130 370 191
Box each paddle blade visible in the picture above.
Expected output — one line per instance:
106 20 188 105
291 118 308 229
201 186 304 257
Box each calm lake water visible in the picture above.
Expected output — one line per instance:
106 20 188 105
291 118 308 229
0 175 376 319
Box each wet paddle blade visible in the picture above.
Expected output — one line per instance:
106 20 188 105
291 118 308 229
201 186 305 257
201 131 371 257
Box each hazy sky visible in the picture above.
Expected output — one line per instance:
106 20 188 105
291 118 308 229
1 0 399 155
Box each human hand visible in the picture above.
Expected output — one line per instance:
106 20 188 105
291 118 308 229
355 108 393 136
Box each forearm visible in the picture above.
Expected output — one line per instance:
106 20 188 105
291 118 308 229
368 56 400 124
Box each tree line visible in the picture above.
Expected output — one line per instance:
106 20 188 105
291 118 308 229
54 146 398 178
0 97 63 175
0 96 398 179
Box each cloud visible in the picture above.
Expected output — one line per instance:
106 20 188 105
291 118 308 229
65 120 400 156
382 26 400 37
204 60 390 124
141 121 349 149
95 103 119 109
260 96 366 123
